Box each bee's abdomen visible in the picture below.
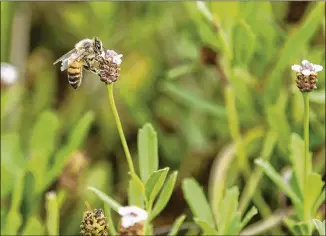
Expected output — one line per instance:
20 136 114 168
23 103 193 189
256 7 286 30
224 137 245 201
67 61 83 89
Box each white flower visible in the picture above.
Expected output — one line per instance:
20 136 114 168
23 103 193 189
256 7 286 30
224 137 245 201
291 60 323 76
1 63 18 85
118 206 148 228
104 49 123 65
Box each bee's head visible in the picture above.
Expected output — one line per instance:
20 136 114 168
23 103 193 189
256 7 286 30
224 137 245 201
93 37 103 55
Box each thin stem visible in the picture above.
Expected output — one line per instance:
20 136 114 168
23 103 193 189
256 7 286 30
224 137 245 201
303 92 310 179
303 92 311 227
107 83 136 176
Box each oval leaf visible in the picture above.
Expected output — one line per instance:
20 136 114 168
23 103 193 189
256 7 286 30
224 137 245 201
138 123 158 183
150 171 178 220
145 168 169 207
182 178 215 228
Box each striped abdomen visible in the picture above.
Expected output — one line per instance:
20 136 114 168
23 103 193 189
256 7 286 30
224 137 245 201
67 61 83 89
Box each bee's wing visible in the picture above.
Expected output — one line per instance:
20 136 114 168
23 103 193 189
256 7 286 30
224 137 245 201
53 48 77 65
59 49 86 71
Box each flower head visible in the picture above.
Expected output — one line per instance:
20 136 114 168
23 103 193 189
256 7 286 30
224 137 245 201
118 206 148 228
80 208 108 236
1 63 19 86
291 60 323 92
291 60 323 76
97 49 122 84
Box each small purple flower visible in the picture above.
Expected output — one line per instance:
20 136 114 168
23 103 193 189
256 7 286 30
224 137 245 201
291 60 323 76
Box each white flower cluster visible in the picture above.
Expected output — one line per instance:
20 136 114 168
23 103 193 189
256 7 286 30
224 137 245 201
1 63 18 85
104 50 123 65
291 60 323 76
118 206 148 228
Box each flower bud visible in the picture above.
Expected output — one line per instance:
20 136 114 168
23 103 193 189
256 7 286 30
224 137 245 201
97 50 123 84
291 60 323 92
80 209 108 236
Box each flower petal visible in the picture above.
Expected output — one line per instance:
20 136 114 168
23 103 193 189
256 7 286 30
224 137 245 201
313 64 323 72
291 65 302 72
118 206 148 228
301 60 310 66
0 63 19 85
301 69 311 76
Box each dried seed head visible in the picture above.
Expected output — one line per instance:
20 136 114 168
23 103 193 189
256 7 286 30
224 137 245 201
117 206 148 236
97 50 123 84
118 222 145 236
80 209 108 236
291 60 323 92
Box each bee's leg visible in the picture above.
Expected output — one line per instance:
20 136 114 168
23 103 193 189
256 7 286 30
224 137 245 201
83 59 100 75
83 64 99 75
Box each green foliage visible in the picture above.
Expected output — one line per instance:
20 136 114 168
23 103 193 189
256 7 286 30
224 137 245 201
182 178 215 228
138 123 159 183
168 214 186 236
182 178 257 235
1 1 325 235
312 219 326 236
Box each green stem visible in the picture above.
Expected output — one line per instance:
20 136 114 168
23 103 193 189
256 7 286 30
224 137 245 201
303 92 311 230
303 92 310 179
107 83 136 176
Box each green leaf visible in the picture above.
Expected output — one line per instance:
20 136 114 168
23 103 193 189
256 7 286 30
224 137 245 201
145 168 169 207
312 188 325 216
160 82 226 118
303 172 323 219
2 171 24 234
22 216 45 235
292 221 310 235
128 175 145 208
66 111 95 148
88 186 122 212
182 178 215 228
240 206 258 229
44 111 94 191
104 204 117 236
3 211 22 235
29 111 59 188
267 91 291 154
255 159 300 205
312 219 325 236
289 133 312 194
168 214 186 236
218 186 240 234
150 171 178 220
1 133 25 174
194 218 218 235
46 192 59 235
29 110 59 159
233 20 256 65
138 123 159 183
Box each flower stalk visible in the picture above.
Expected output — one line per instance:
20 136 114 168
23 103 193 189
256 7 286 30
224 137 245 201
107 83 136 176
303 91 310 223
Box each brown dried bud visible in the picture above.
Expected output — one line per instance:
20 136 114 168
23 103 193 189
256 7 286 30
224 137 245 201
97 50 123 84
80 209 108 236
295 72 318 92
118 222 145 236
291 60 322 93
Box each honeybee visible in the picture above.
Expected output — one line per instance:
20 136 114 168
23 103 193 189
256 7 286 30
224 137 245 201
53 37 104 89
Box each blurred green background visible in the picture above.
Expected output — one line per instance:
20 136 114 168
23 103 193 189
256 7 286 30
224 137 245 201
1 1 325 235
